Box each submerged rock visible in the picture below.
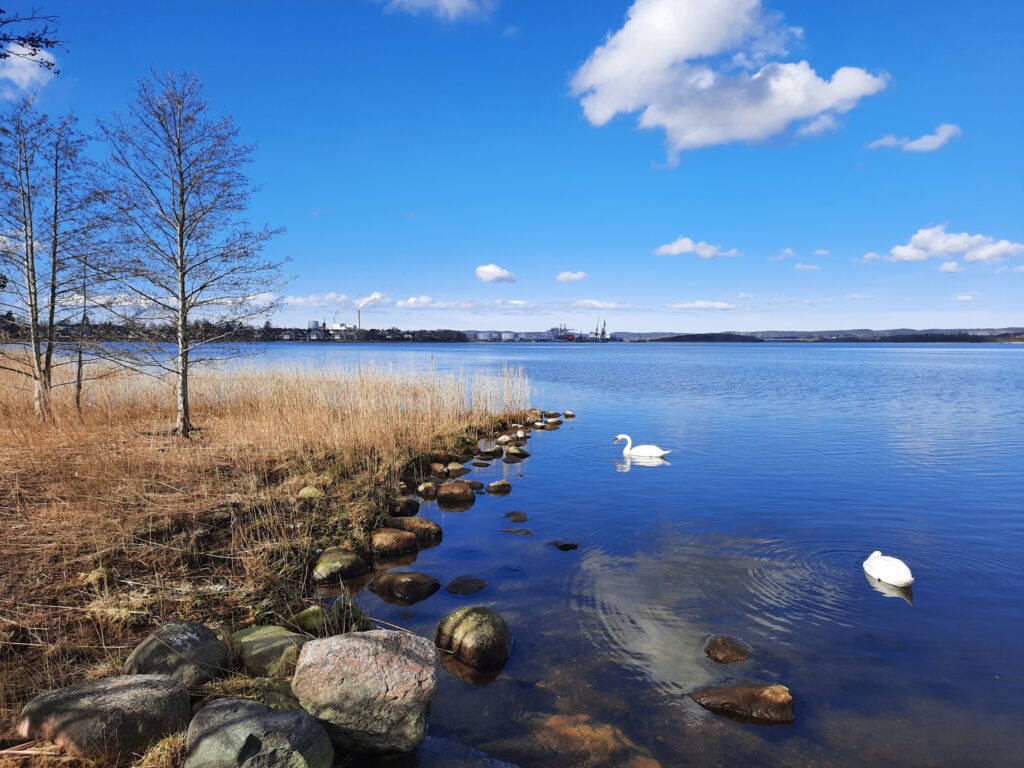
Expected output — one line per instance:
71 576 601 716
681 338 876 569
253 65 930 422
372 527 419 556
521 713 660 768
416 736 519 767
436 606 512 668
185 698 333 768
563 410 576 418
504 511 529 523
234 625 310 678
501 528 533 536
487 480 512 495
386 516 443 546
313 548 367 582
124 620 229 687
466 480 484 490
17 675 190 762
370 572 441 605
444 575 488 595
292 630 438 754
389 497 421 517
689 682 794 724
472 460 490 468
703 634 752 664
548 540 579 551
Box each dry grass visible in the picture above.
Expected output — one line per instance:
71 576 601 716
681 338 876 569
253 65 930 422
0 362 529 751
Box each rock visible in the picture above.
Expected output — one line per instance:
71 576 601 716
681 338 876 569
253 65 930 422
545 418 563 426
312 547 367 582
447 462 470 477
466 480 484 490
386 516 443 546
125 621 228 687
496 435 513 445
532 421 546 428
487 480 512 495
444 575 488 595
542 411 561 418
17 675 189 762
436 606 511 668
234 626 310 678
689 682 794 724
429 462 448 477
389 497 421 517
504 447 530 462
437 480 475 504
524 713 660 768
290 606 333 635
504 511 529 522
397 481 410 495
472 460 490 468
416 482 438 499
297 486 325 501
292 630 438 754
415 736 519 768
703 634 752 664
501 528 533 535
477 446 504 460
369 572 441 605
185 698 333 768
563 410 576 418
372 528 419 556
548 540 579 551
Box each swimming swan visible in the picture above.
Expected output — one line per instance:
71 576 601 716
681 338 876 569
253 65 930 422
863 551 914 588
614 434 671 458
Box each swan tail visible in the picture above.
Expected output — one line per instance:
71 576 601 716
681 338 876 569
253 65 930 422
662 450 672 455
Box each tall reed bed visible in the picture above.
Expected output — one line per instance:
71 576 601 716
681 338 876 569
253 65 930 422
0 363 529 739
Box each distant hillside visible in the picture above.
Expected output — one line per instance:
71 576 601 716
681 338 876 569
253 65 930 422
656 333 763 343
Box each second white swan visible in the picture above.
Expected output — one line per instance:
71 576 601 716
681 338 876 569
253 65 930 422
614 434 671 458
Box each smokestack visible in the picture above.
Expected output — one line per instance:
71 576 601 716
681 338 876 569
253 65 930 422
357 308 361 330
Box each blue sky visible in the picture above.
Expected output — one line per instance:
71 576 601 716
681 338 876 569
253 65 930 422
5 0 1022 331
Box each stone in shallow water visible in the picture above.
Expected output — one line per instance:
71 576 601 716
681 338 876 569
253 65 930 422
124 620 229 686
689 682 794 723
436 606 512 668
389 496 421 517
312 547 367 582
415 736 518 767
372 527 419 556
234 625 310 678
466 480 484 490
501 528 533 535
444 575 488 595
472 460 490 467
703 634 752 664
185 697 333 768
370 571 441 605
417 481 438 499
292 630 438 754
386 516 443 546
548 540 579 551
438 480 475 503
487 480 512 495
504 511 529 522
17 674 190 761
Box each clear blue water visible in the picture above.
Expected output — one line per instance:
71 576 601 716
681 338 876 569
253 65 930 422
262 342 1023 766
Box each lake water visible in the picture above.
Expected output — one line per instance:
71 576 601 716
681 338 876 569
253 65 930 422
259 342 1023 766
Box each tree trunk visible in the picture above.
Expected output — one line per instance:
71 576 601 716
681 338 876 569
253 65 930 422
175 325 192 437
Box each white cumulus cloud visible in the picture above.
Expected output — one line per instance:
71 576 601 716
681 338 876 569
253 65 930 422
572 299 631 310
384 0 489 20
396 295 473 310
570 0 886 160
794 263 819 271
669 300 737 311
940 260 963 273
556 271 589 282
885 224 1024 264
0 44 56 99
475 264 517 283
655 236 740 259
868 123 962 152
955 293 976 302
814 249 830 256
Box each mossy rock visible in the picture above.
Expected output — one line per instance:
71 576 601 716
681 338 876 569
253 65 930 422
312 547 367 582
436 606 511 669
233 626 310 678
298 486 326 501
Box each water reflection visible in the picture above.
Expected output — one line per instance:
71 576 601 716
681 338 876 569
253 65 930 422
614 455 671 472
864 572 914 604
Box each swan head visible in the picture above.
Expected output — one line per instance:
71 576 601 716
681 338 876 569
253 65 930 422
613 434 629 444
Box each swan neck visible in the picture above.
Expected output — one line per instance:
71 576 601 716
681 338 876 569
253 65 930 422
622 435 632 454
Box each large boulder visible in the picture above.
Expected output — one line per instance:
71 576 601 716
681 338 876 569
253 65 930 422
703 634 752 664
185 698 333 768
17 675 189 762
436 606 511 668
386 516 443 546
689 682 794 723
124 620 229 686
291 630 438 754
312 548 367 582
372 528 419 556
234 626 310 678
437 480 474 504
369 572 441 605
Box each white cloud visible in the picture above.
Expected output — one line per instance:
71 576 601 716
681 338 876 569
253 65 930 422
282 292 352 308
396 295 473 310
0 44 56 99
885 224 1024 264
654 236 739 259
954 293 976 302
868 123 962 153
779 247 796 259
939 260 963 273
845 293 873 300
556 271 589 282
570 0 886 160
737 292 755 299
794 263 819 271
861 252 882 263
475 264 517 283
572 299 631 310
385 0 488 20
668 300 737 311
796 113 839 137
814 249 829 256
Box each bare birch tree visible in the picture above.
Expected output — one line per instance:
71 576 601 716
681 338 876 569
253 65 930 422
97 71 284 436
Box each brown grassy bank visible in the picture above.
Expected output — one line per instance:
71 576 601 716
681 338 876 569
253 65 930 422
0 364 529 758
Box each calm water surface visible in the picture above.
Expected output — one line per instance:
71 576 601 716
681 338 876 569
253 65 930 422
256 342 1023 766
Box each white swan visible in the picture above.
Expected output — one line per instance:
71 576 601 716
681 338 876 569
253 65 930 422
614 434 671 458
863 551 914 588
